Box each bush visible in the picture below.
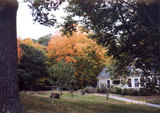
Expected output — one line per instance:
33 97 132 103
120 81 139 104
109 85 116 93
109 86 152 96
84 86 95 93
157 87 160 95
96 85 107 94
115 87 122 94
139 88 152 96
127 89 139 96
121 89 128 95
114 87 153 96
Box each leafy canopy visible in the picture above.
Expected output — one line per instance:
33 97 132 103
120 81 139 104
61 0 160 76
47 31 114 88
18 39 48 90
48 59 76 90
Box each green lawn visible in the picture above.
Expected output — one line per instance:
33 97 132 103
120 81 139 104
20 92 160 113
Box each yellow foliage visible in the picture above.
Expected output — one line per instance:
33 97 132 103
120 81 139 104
17 40 23 64
18 38 46 53
47 31 113 66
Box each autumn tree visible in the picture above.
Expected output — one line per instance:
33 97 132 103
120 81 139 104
17 41 23 64
18 38 46 52
47 31 113 88
0 0 116 112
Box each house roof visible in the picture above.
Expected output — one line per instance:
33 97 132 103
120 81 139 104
97 68 112 78
97 66 137 79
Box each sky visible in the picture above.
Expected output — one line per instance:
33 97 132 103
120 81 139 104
17 0 68 39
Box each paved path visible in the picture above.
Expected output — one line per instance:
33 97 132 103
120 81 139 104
94 94 160 108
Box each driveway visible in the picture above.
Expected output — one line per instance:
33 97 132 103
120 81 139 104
94 94 160 108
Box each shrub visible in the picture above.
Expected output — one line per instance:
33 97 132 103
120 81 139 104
115 87 122 94
157 87 160 95
127 89 139 96
109 85 116 93
121 89 128 95
84 86 95 93
109 86 153 96
96 85 107 94
139 88 152 96
96 87 101 93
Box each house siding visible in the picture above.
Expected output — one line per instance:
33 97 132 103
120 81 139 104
97 76 143 89
97 68 160 90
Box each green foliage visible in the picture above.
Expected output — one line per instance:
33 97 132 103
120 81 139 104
127 89 139 96
75 56 105 88
140 76 159 94
25 0 65 26
114 87 122 94
84 86 95 93
97 84 107 94
121 89 128 95
35 34 52 46
145 79 158 94
157 87 160 95
59 15 77 36
18 43 48 91
139 88 152 96
62 0 160 76
48 59 76 90
110 87 152 96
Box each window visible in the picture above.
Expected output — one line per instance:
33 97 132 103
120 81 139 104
128 78 132 87
113 80 120 85
134 79 139 87
107 80 110 88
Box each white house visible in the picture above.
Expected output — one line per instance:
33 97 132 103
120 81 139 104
97 68 145 89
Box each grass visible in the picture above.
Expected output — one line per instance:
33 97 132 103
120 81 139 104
20 92 160 113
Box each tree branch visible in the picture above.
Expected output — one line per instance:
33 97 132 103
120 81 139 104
143 5 158 27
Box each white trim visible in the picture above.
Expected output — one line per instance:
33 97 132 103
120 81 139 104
98 76 143 89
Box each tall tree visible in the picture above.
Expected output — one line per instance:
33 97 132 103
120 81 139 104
47 31 113 88
18 38 46 52
61 0 160 76
18 43 48 91
36 34 52 46
48 59 76 91
0 0 24 112
0 0 66 112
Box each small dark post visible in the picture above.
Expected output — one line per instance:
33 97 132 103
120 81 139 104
106 88 110 101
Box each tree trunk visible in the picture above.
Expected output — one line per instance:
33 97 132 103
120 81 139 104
157 2 160 69
0 1 25 113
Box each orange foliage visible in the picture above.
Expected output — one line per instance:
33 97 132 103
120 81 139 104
47 31 112 65
17 41 23 64
18 38 45 52
47 31 114 88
